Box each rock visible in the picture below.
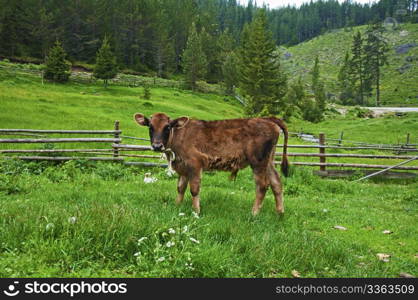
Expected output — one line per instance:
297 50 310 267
405 55 415 62
399 272 415 278
397 63 412 74
283 52 292 59
399 30 409 37
291 270 301 278
395 43 417 54
377 253 391 262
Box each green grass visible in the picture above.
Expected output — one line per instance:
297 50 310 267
283 23 418 106
0 69 241 135
0 67 417 278
0 160 416 277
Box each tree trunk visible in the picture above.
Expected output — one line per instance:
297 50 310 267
376 68 380 107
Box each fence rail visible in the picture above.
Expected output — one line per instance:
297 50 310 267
278 161 418 170
275 144 417 151
2 156 123 161
0 129 121 134
1 124 417 179
0 138 121 143
275 153 416 159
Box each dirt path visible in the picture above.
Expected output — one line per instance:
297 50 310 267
363 107 418 116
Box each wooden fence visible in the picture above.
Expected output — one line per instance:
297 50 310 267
1 122 417 178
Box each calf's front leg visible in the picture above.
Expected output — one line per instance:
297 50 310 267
176 175 188 204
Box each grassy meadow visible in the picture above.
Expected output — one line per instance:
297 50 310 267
0 66 417 278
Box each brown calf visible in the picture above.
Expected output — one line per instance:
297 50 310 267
134 113 289 215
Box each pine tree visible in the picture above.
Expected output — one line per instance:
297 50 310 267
284 76 306 121
348 31 366 105
237 10 287 116
154 29 176 78
31 7 55 58
363 22 389 107
43 41 71 83
181 23 207 90
221 52 238 95
219 29 237 95
93 36 118 88
338 51 355 104
153 4 176 78
143 84 151 100
305 56 326 123
200 27 222 83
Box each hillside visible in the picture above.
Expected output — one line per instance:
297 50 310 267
282 23 418 107
0 67 417 148
0 71 242 140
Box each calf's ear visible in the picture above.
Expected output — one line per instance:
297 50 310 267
169 116 189 128
134 113 150 126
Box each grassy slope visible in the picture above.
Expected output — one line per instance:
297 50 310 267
0 72 241 138
0 69 417 278
282 23 418 106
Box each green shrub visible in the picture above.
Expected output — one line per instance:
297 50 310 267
44 41 71 83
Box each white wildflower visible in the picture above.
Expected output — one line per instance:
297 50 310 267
178 212 185 217
134 252 141 257
192 211 200 219
166 241 175 248
68 216 77 224
137 237 148 245
168 228 176 234
189 237 200 244
45 223 54 231
156 256 165 263
144 173 158 184
182 225 189 233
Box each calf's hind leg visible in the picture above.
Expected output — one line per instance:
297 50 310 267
251 167 270 216
268 164 284 214
188 169 202 214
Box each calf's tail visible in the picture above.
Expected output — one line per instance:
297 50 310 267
268 117 289 177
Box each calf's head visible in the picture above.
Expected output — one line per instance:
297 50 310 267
134 112 188 152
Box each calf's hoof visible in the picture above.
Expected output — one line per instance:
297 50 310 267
175 196 184 205
276 207 285 214
252 208 260 216
192 206 200 215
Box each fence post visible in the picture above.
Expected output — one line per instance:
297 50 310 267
406 133 410 146
113 120 120 158
319 133 326 172
338 131 344 146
